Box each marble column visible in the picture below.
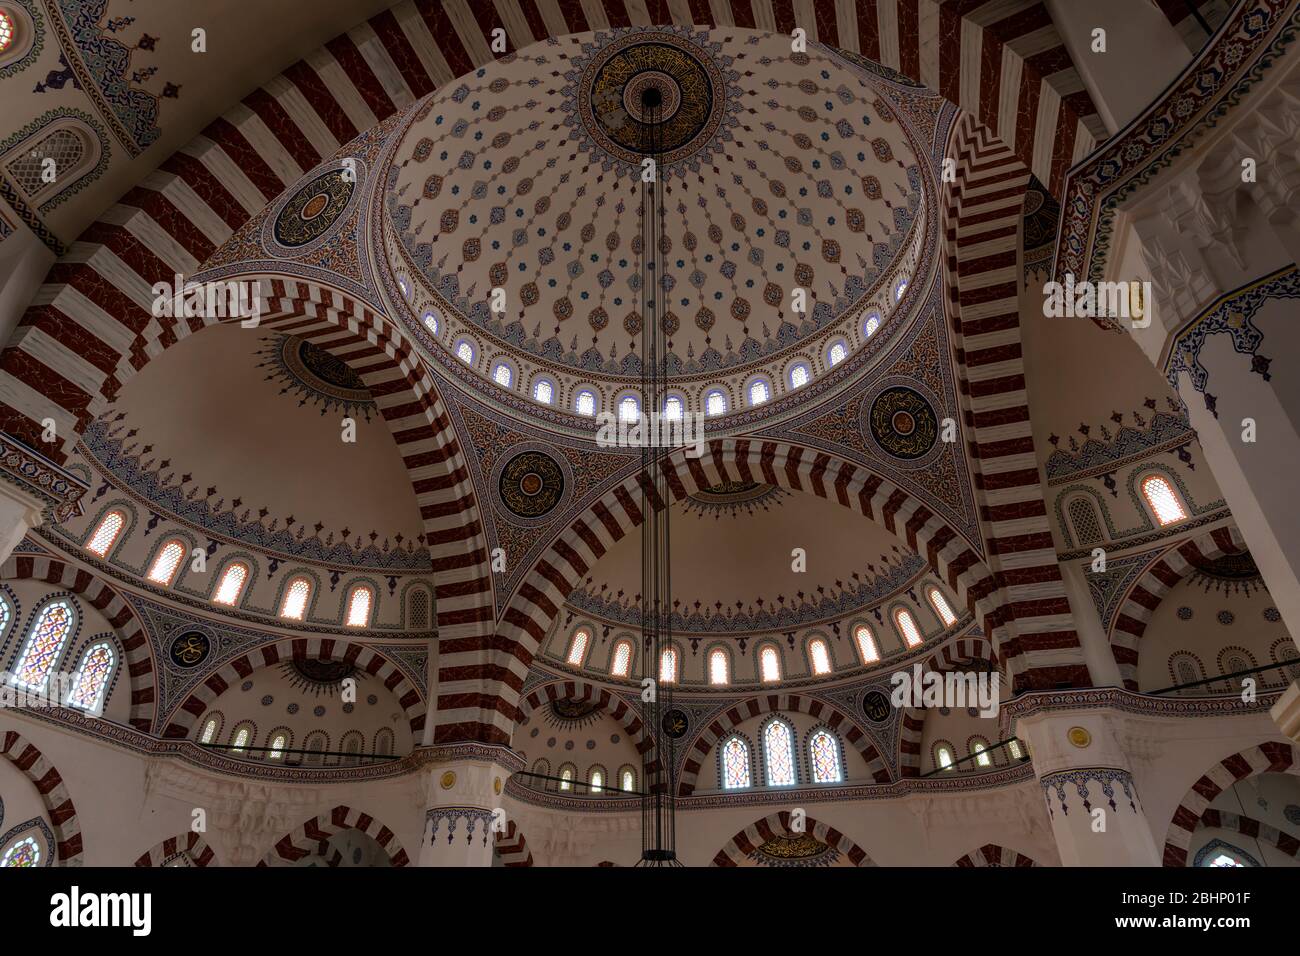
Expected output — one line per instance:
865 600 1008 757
419 746 523 866
1014 697 1160 866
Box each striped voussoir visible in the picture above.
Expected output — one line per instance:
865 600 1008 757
518 679 652 766
161 636 424 739
898 634 998 777
494 819 534 866
711 810 874 866
944 113 1089 692
1162 741 1299 866
1196 810 1300 861
494 438 1007 749
1 552 156 733
1110 525 1247 690
258 804 410 867
679 691 891 795
134 832 218 867
953 843 1040 866
0 729 83 865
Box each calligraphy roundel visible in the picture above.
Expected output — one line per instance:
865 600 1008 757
492 444 571 526
169 630 211 669
860 379 944 468
263 158 364 257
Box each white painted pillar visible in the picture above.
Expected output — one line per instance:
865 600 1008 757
419 752 518 866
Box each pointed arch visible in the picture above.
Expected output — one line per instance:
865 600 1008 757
257 805 409 867
0 730 82 866
134 832 218 867
953 844 1042 867
711 811 876 867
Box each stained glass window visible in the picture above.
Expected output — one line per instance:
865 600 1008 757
895 608 923 647
706 390 726 416
611 640 632 677
0 11 15 54
663 395 683 420
828 341 847 366
1141 475 1186 525
66 641 114 713
895 277 908 301
929 588 957 626
1 836 40 868
492 362 512 387
213 563 249 605
576 390 596 416
534 379 553 404
590 769 603 793
764 720 796 786
86 510 125 557
789 364 809 388
709 648 729 685
200 718 218 744
566 629 589 665
722 736 750 789
760 646 780 682
12 600 74 691
810 730 842 783
659 647 678 683
147 540 186 585
345 586 373 627
854 624 879 663
269 734 287 759
809 639 832 675
749 380 769 406
280 577 312 620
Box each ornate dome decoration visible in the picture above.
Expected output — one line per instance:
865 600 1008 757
376 28 934 433
752 833 839 866
682 480 788 518
285 658 359 696
863 383 939 463
265 159 363 257
256 334 376 421
493 447 569 524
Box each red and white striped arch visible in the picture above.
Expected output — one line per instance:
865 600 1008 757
1 552 156 733
897 633 996 777
494 819 534 866
1193 810 1300 862
943 112 1090 691
518 679 649 754
257 804 411 867
711 810 875 866
134 832 218 867
1163 741 1299 866
0 730 83 866
679 691 892 794
1109 525 1247 690
480 438 1012 748
952 843 1040 866
161 635 425 740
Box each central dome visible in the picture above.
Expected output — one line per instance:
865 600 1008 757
379 27 933 429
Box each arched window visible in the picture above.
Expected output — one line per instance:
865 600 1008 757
971 739 991 767
533 379 554 404
749 379 770 406
422 309 439 335
708 648 729 685
618 395 639 422
705 390 726 416
280 576 312 620
864 311 881 337
200 717 219 745
303 731 328 765
3 119 100 204
722 735 751 789
147 539 187 585
491 362 513 387
854 624 879 664
1141 474 1187 526
566 628 590 666
894 276 909 301
895 608 923 647
760 645 781 682
590 768 603 793
0 10 18 56
66 641 115 713
789 363 810 388
345 585 373 627
663 395 683 420
213 562 250 605
1170 652 1205 691
559 764 575 792
268 733 287 760
0 596 10 642
808 639 832 675
1 836 40 868
375 728 394 756
231 725 251 754
928 588 957 627
809 730 842 783
11 599 75 691
828 340 847 366
659 647 678 683
1008 739 1023 760
935 745 955 771
619 766 636 793
86 510 126 557
341 731 363 766
576 389 596 417
610 640 632 677
455 340 475 364
1067 496 1103 545
763 719 796 786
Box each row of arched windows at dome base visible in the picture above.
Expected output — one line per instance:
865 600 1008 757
83 510 377 626
565 588 958 681
529 761 639 796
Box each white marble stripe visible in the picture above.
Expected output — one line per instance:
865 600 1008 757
178 136 264 220
138 171 231 248
876 0 900 71
579 0 611 30
119 208 199 277
394 0 455 89
266 75 338 159
1031 78 1060 185
835 0 857 51
307 48 378 134
533 0 572 36
995 50 1022 150
444 0 497 65
959 16 983 116
749 0 776 32
493 0 538 46
917 0 940 95
351 21 416 108
225 104 302 182
624 0 653 25
708 0 737 28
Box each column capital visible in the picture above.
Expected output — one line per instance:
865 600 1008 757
0 432 89 523
1271 681 1300 744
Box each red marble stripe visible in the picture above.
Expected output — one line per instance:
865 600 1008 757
284 60 359 145
516 0 550 40
896 0 920 82
243 87 320 172
371 9 435 98
812 0 838 44
604 0 632 28
855 0 880 60
556 0 590 31
205 117 284 202
417 0 475 77
159 152 249 232
771 0 797 33
728 0 757 30
326 34 396 121
119 186 215 263
937 3 962 106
